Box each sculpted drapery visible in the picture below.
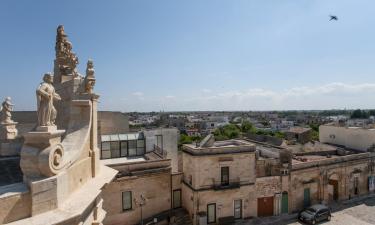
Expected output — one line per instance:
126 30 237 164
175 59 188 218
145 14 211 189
36 73 61 127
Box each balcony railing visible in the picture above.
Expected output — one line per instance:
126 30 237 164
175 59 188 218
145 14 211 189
199 178 242 190
154 144 167 158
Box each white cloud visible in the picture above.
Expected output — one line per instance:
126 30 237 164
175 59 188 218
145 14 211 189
102 82 375 112
181 82 375 111
131 91 145 100
202 89 212 93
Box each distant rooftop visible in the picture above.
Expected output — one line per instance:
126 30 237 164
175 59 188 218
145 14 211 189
287 127 311 134
183 139 255 155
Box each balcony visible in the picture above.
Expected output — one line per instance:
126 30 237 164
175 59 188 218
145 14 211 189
199 178 241 190
154 144 168 158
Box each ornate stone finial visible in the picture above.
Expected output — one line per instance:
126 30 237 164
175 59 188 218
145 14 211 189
36 73 61 129
0 97 18 140
1 97 14 124
84 59 96 94
54 25 79 83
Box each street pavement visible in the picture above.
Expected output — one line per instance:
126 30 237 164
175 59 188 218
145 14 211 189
236 195 375 225
288 196 375 225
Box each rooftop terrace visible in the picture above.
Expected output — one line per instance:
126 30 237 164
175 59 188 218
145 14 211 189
183 139 256 155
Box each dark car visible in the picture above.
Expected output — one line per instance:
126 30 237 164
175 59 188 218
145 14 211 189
298 204 331 224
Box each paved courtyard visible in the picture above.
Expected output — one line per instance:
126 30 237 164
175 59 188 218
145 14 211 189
236 195 375 225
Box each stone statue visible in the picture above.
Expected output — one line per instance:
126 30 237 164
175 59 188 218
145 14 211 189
36 73 61 127
0 97 14 124
84 59 96 94
54 25 79 82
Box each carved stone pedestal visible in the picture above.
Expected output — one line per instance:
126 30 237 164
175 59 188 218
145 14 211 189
20 126 65 180
20 126 66 215
0 122 21 156
0 121 18 140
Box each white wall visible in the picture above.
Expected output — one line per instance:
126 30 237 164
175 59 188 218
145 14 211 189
319 125 375 151
144 128 179 172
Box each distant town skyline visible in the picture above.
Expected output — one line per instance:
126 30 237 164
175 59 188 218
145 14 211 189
1 0 375 112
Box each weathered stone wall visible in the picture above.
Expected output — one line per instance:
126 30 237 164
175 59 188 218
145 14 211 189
102 170 171 225
256 158 280 177
181 183 195 222
172 172 183 191
290 168 320 212
182 152 256 190
196 185 256 221
289 156 373 212
256 176 281 198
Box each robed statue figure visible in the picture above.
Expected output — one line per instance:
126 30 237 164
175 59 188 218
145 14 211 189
36 73 61 127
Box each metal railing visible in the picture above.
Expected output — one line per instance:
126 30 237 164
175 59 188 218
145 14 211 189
154 144 168 158
199 178 242 190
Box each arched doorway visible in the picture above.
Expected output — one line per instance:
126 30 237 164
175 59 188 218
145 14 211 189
281 192 288 214
328 174 339 201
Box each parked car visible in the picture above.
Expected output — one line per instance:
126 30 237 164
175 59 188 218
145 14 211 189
298 204 331 224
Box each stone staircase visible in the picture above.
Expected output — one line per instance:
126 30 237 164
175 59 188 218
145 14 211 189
172 208 193 225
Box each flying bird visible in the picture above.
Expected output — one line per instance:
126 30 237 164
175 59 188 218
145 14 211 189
329 15 338 21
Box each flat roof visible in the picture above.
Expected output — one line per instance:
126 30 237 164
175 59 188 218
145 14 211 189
183 139 256 156
101 156 146 166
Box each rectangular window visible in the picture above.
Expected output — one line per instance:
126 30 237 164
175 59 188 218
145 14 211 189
221 167 229 185
136 139 145 156
128 140 137 156
207 203 216 224
156 135 163 148
110 141 120 158
122 191 132 211
101 142 111 159
120 141 128 157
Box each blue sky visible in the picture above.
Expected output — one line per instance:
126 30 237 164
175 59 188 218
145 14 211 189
1 0 375 112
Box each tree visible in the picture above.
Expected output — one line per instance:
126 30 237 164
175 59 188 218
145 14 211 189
213 124 241 140
350 109 368 119
369 110 375 117
240 121 256 134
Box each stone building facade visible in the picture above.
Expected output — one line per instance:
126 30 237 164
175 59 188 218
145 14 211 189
181 139 257 224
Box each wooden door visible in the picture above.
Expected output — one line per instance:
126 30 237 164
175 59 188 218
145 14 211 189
257 196 274 217
329 180 339 200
